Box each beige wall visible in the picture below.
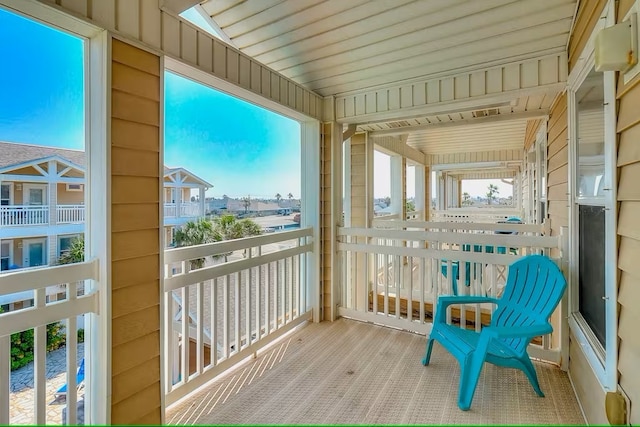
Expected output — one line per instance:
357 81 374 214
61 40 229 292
567 0 607 72
57 183 84 204
320 122 334 321
109 38 162 425
615 1 640 423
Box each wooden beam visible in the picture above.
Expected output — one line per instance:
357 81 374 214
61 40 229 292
342 124 357 141
369 110 548 138
159 0 200 15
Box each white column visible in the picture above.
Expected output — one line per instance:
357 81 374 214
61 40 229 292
414 166 425 219
199 187 205 217
389 155 403 217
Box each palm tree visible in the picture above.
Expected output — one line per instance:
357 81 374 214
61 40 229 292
486 184 499 205
462 192 471 206
287 193 293 204
212 214 262 259
173 218 218 269
275 193 282 204
241 195 251 213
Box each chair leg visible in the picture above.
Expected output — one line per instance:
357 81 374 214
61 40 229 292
458 353 485 411
520 355 544 397
422 338 435 366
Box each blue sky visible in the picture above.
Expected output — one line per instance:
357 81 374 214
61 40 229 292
0 8 301 199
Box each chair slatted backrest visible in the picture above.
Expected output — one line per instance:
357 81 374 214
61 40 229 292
491 255 567 355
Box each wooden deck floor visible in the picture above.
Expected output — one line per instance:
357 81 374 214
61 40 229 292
167 318 585 425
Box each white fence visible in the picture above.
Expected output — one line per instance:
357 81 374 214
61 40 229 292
56 205 85 224
0 206 49 226
431 208 524 223
164 203 201 218
0 260 99 425
337 221 564 361
163 227 314 406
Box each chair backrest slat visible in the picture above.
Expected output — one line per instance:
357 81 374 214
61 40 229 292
491 255 567 354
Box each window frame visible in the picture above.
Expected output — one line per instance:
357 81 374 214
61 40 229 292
1 240 13 271
0 182 13 205
566 0 618 392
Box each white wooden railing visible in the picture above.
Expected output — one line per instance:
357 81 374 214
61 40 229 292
164 202 201 218
0 261 99 425
337 221 564 362
56 205 85 224
0 205 48 226
162 227 314 405
431 208 524 223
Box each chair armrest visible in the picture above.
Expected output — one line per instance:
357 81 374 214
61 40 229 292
434 296 499 323
482 323 553 339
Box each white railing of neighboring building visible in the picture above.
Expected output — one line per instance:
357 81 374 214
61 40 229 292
0 260 99 425
430 208 524 223
164 203 201 218
162 227 314 406
56 205 85 224
337 221 565 363
0 206 49 226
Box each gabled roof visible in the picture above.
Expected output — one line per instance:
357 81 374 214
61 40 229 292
164 167 214 189
0 141 85 169
0 154 85 175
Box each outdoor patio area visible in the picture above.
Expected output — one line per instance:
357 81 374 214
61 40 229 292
166 318 585 425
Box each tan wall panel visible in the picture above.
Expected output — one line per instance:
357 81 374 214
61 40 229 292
111 147 159 178
617 79 640 132
568 0 607 72
112 229 160 260
618 236 640 278
547 183 568 201
548 201 568 221
111 176 159 204
112 281 160 319
111 90 160 127
112 305 160 347
618 201 640 240
568 332 608 424
618 162 640 201
112 204 159 232
112 39 160 76
110 38 161 423
547 164 567 188
111 118 160 152
112 254 160 290
110 381 162 424
112 356 161 404
547 128 568 159
547 146 568 173
111 61 160 102
130 407 162 425
111 331 160 377
524 119 542 151
617 122 640 166
56 183 84 204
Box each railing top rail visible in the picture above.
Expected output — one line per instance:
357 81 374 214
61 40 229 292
372 219 542 233
0 259 98 297
164 227 313 264
338 227 559 249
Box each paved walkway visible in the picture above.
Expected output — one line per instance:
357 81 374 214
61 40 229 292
10 343 84 425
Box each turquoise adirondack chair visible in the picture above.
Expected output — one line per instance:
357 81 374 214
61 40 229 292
423 254 566 411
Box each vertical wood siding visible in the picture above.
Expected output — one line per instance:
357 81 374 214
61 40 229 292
546 94 568 256
320 123 333 320
43 0 322 120
614 0 640 422
110 38 162 425
350 134 367 310
524 119 543 152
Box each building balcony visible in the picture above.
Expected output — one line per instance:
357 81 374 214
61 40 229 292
164 202 202 219
0 205 85 227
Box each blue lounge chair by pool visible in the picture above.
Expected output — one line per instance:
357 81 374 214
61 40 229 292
55 358 85 397
424 254 566 410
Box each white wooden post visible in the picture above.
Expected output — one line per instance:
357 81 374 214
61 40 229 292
199 187 205 216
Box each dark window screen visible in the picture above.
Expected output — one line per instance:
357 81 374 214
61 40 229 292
578 205 606 346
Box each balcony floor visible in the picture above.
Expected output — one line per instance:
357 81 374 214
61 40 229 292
166 318 585 425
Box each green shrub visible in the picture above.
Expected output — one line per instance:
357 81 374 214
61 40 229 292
10 322 68 371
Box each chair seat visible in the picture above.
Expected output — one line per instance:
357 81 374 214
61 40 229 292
432 324 516 360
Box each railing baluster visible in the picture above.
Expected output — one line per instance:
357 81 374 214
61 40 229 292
280 259 286 326
235 271 240 352
211 278 218 367
288 256 293 323
0 335 9 424
181 286 189 383
197 281 204 375
255 247 262 342
164 291 174 393
265 262 271 336
245 259 251 348
66 282 78 425
224 274 229 359
34 288 46 424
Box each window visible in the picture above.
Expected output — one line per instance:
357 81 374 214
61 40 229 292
1 183 10 205
66 183 83 192
59 235 79 256
1 241 11 271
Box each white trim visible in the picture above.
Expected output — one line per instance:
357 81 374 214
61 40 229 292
22 183 47 206
566 0 618 392
158 54 167 423
164 57 314 123
85 30 111 425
